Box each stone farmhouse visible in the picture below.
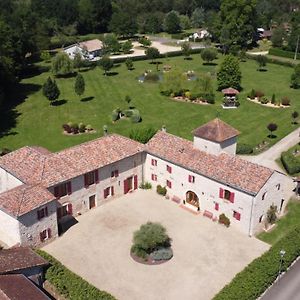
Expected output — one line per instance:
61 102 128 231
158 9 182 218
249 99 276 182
0 119 286 247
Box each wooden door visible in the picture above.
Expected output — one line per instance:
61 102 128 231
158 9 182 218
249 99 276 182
89 195 96 209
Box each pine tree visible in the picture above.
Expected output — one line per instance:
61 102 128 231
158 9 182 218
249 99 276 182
74 74 85 99
43 77 60 105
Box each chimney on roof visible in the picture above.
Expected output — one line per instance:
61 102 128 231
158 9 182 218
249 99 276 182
162 125 167 132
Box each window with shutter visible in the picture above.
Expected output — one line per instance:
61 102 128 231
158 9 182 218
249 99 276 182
151 159 157 166
167 165 172 173
67 182 72 195
229 192 235 203
233 211 241 221
111 186 114 196
167 180 172 188
47 228 52 238
67 203 73 215
134 175 138 190
219 188 224 199
215 203 219 211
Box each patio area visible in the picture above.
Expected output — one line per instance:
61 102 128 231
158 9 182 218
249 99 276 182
43 190 269 300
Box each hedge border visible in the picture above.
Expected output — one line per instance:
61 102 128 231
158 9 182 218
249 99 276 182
281 151 300 175
245 53 296 68
269 48 300 60
213 226 300 300
36 250 116 300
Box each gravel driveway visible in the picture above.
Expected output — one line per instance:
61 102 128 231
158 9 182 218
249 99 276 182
44 190 269 300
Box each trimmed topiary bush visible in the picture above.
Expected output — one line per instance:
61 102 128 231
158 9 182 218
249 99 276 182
130 110 141 123
78 123 86 133
260 96 269 104
156 185 167 196
236 143 253 154
281 151 300 175
255 90 264 99
111 110 119 122
248 89 256 99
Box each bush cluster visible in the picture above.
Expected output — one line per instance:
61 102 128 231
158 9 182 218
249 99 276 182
139 182 152 189
36 250 115 300
63 122 90 134
269 48 300 60
236 143 253 154
156 185 167 196
281 96 291 106
281 151 300 175
213 226 300 300
131 222 171 260
218 213 230 227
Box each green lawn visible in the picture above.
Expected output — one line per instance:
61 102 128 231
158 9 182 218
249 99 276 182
258 199 300 245
0 54 299 152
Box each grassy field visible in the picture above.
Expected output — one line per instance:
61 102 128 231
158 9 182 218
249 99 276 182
0 54 298 152
258 199 300 245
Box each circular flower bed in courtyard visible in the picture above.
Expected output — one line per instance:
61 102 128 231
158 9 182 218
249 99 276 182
130 222 173 265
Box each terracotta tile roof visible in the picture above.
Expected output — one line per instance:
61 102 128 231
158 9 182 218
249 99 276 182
0 247 48 274
146 131 273 195
193 118 240 143
0 135 144 187
79 39 103 52
0 146 49 185
41 134 144 186
0 184 55 217
0 274 50 300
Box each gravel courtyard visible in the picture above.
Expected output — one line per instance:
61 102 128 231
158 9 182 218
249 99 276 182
44 190 269 300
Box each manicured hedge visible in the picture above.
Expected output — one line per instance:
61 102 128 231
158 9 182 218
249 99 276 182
269 48 300 60
281 151 300 175
36 250 116 300
213 226 300 300
236 143 253 154
245 53 296 68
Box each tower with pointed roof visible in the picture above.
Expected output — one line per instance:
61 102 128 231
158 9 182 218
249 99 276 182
192 118 240 156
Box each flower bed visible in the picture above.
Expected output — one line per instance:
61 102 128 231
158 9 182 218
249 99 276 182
62 123 95 135
247 97 289 108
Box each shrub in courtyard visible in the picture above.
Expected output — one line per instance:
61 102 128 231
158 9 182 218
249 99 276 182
43 77 60 105
292 111 299 124
131 222 171 259
36 250 116 300
236 143 253 154
156 185 167 196
62 124 72 133
139 182 152 189
218 213 230 227
281 96 291 106
256 55 267 71
129 127 157 144
86 124 93 131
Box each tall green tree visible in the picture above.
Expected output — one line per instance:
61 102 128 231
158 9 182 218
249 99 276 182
52 52 74 76
145 47 160 63
219 0 257 51
74 73 85 99
99 56 114 75
217 55 242 90
163 11 181 34
43 77 60 105
271 26 286 48
103 33 121 54
291 64 300 89
191 7 205 28
109 11 137 37
181 42 191 59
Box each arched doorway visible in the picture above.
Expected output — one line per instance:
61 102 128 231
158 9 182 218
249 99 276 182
186 191 200 209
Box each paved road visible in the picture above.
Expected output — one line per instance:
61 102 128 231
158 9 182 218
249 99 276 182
241 127 300 172
241 127 300 201
261 259 300 300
